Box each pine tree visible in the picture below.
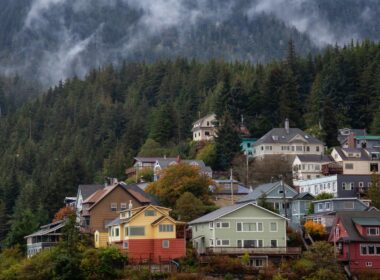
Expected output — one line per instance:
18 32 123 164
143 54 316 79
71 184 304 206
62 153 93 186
215 113 241 170
368 173 380 209
304 74 323 127
0 199 7 245
322 97 339 147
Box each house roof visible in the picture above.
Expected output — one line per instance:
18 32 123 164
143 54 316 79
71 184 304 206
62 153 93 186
352 217 380 226
356 135 380 140
295 154 333 163
254 127 324 146
105 217 121 227
237 181 296 203
192 113 216 126
83 182 157 211
78 184 104 201
134 157 177 164
333 211 380 242
338 128 367 144
25 220 65 238
188 202 287 225
333 147 380 161
292 192 315 200
155 159 212 174
312 197 369 209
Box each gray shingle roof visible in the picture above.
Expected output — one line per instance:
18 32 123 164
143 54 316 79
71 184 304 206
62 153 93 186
188 203 253 224
292 192 314 200
237 181 296 203
25 220 65 238
254 128 324 146
295 154 332 163
335 211 380 242
135 157 176 164
105 217 121 228
334 147 380 161
156 159 212 174
78 184 104 200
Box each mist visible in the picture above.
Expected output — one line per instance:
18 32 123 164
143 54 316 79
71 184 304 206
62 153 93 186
0 0 379 86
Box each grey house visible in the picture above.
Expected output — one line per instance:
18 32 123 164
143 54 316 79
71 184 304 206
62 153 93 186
25 220 65 258
307 197 370 229
290 192 315 226
237 181 298 218
189 203 300 267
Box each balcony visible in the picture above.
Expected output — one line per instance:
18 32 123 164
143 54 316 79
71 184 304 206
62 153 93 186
205 247 301 256
322 163 343 176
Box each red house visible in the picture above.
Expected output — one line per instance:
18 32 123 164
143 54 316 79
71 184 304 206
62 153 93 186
329 210 380 273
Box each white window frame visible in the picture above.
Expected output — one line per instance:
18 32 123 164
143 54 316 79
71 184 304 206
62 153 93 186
159 224 174 232
270 240 278 248
236 222 263 232
367 227 379 236
209 239 214 247
216 239 230 246
120 203 127 210
216 221 230 228
110 202 117 211
366 261 373 267
209 222 214 229
270 222 278 232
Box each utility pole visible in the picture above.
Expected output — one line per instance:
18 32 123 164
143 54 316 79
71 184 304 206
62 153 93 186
230 168 234 204
246 153 249 186
280 175 287 219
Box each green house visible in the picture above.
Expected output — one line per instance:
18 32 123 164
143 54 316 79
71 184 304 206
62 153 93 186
189 202 300 265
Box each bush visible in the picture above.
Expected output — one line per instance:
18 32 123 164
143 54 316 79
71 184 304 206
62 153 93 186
304 221 326 237
206 256 245 275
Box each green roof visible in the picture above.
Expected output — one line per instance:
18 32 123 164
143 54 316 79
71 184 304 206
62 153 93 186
352 217 380 226
355 135 380 140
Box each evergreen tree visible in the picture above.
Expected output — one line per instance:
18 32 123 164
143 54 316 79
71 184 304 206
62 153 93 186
304 74 323 127
215 114 241 170
368 173 380 209
322 97 339 147
0 200 7 246
149 104 175 145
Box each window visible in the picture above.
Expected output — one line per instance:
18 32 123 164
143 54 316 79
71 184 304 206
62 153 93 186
371 163 379 172
162 240 170 248
127 226 145 236
265 146 272 151
345 163 354 169
254 259 265 267
270 240 277 248
210 239 214 246
123 241 129 249
237 240 262 248
343 201 354 209
270 222 277 232
342 182 353 191
366 262 373 267
144 210 155 216
325 202 331 210
359 182 364 188
111 203 117 211
216 239 230 246
367 228 379 236
236 222 263 232
296 146 303 151
306 146 310 152
317 203 324 211
247 143 251 148
115 227 120 237
316 146 320 152
216 222 230 228
159 224 174 232
209 222 214 229
205 131 210 136
120 203 127 211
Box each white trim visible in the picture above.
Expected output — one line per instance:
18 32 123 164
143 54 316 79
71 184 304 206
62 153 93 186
236 222 264 232
216 239 230 247
209 221 214 229
270 222 278 232
216 221 230 228
237 239 264 248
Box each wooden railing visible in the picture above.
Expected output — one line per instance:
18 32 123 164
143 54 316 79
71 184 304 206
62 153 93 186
205 247 302 255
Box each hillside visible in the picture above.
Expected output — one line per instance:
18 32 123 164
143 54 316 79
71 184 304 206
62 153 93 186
0 41 379 247
1 0 380 86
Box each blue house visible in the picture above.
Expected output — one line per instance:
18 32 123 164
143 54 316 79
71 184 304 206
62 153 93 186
290 192 315 227
241 138 257 157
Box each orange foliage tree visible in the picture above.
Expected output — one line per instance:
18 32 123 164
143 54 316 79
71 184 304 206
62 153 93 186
53 206 75 222
145 163 213 208
304 220 326 237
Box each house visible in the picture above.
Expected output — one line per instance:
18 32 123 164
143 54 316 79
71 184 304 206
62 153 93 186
125 157 177 179
25 220 65 258
104 205 185 263
241 138 257 157
153 158 212 181
329 211 380 272
331 147 380 175
252 119 324 160
189 203 301 268
290 192 314 227
192 113 217 141
338 128 367 147
354 135 380 149
75 184 104 221
237 181 298 218
307 198 370 229
292 155 333 187
209 179 250 207
79 182 155 247
298 174 373 198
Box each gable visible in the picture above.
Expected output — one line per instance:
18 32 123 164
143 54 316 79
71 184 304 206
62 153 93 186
90 186 139 212
222 204 285 220
289 134 308 143
266 184 297 198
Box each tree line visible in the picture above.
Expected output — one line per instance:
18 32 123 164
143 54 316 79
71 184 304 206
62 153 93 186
0 40 379 249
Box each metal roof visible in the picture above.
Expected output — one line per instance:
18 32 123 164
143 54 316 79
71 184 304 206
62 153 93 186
254 127 324 146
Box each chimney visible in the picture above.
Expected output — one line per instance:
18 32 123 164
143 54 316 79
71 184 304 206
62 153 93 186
347 132 356 149
285 118 290 134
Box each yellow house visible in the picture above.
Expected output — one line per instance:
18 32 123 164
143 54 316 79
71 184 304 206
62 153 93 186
105 205 186 263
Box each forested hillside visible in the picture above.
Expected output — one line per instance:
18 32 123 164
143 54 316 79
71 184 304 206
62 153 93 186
1 0 380 86
0 40 379 248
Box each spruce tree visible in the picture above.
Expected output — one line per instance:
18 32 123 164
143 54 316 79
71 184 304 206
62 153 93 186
322 97 339 147
215 113 241 170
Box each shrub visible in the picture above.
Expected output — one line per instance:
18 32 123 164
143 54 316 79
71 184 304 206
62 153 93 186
304 221 326 237
206 256 245 275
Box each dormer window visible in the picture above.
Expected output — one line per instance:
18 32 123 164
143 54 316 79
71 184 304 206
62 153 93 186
272 135 278 141
367 228 379 236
